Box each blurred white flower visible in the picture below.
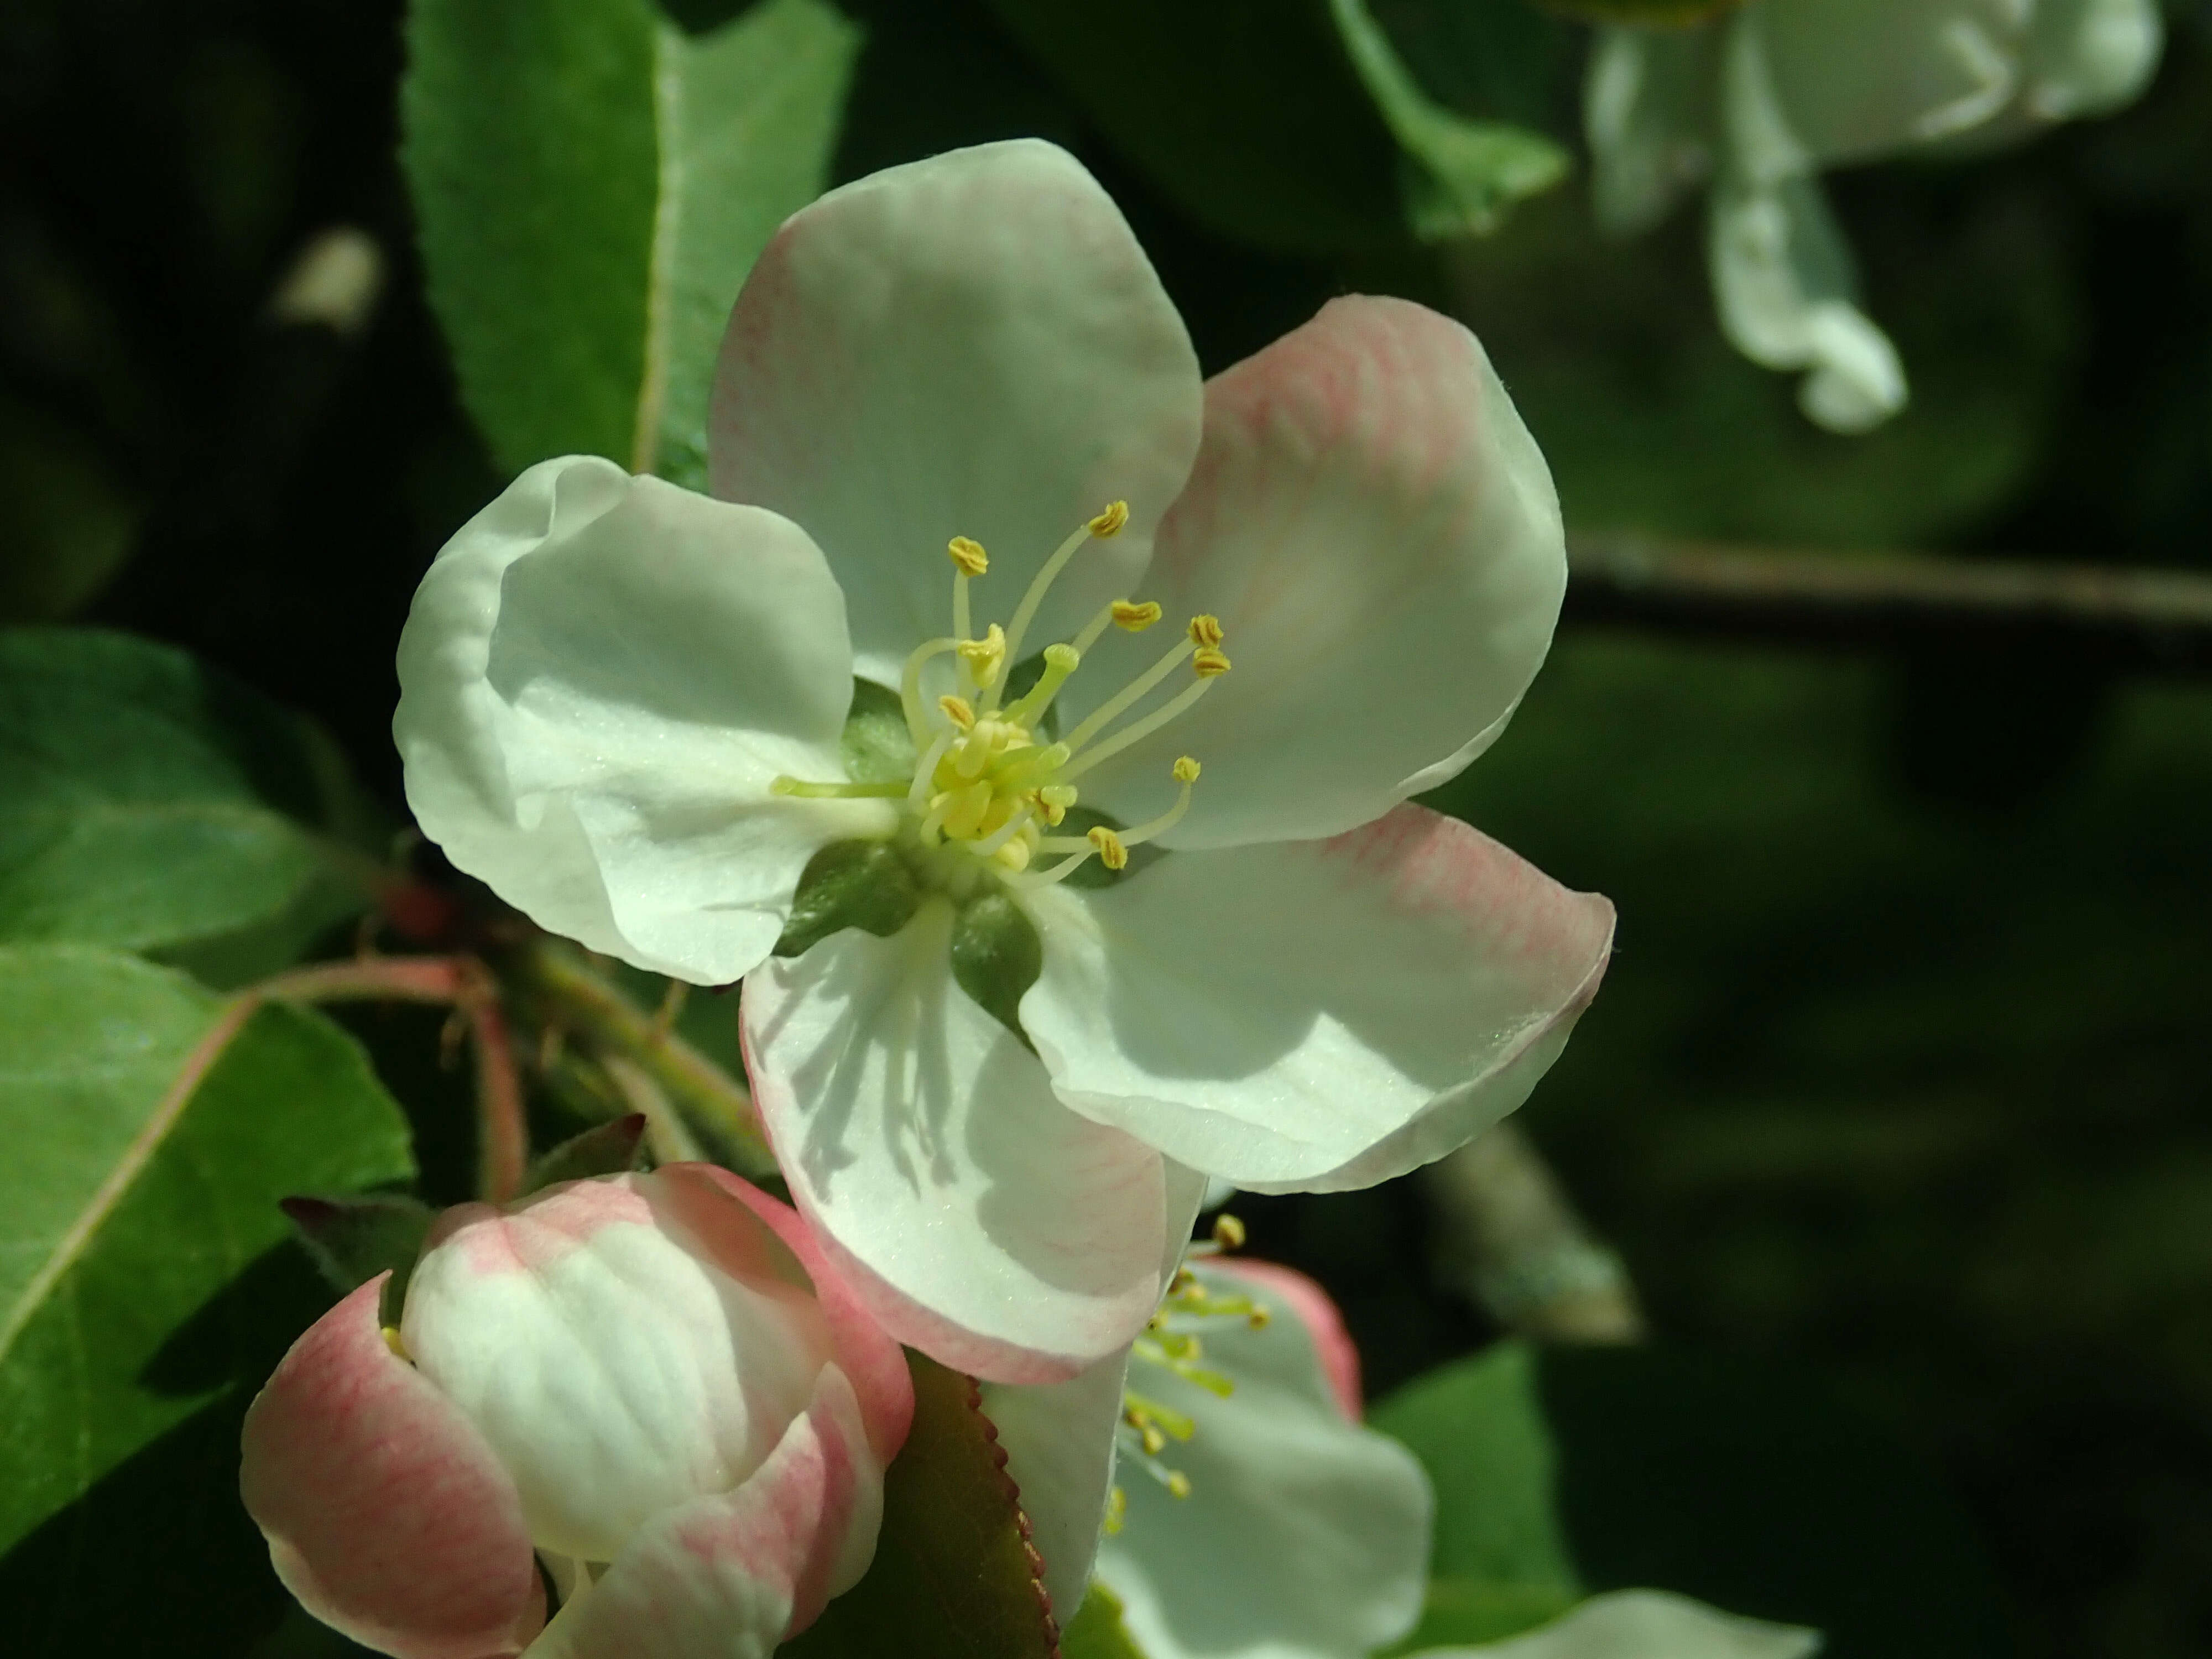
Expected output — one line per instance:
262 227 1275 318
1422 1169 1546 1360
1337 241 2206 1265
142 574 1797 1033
1417 1588 1820 1659
1586 0 2164 431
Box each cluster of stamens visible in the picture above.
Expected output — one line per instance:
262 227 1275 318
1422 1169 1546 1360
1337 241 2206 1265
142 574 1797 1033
1109 1214 1268 1525
772 501 1228 887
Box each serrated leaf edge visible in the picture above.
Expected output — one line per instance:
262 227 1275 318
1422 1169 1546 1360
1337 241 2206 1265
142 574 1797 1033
967 1371 1067 1659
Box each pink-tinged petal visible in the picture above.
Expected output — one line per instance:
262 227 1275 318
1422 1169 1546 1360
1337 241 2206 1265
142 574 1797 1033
741 900 1176 1385
395 455 885 986
1024 805 1615 1192
401 1174 836 1563
708 139 1203 686
239 1276 545 1659
526 1368 881 1659
1068 295 1566 851
1096 1264 1431 1659
678 1162 916 1465
1211 1258 1363 1420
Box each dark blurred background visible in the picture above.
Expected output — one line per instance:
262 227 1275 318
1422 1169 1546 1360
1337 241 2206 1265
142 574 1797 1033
4 2 2209 1655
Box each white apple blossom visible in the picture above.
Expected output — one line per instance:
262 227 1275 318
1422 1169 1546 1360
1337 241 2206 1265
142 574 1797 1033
986 1258 1432 1659
395 138 1615 1386
1418 1590 1820 1659
1585 0 2164 431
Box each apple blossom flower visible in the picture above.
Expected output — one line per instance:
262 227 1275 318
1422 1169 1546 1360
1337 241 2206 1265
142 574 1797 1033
1585 0 2163 431
238 1167 912 1659
985 1257 1431 1657
1417 1589 1820 1659
394 137 1615 1386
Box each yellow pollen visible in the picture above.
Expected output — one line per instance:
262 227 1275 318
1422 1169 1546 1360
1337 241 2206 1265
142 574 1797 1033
1088 499 1130 538
382 1326 410 1361
1028 789 1067 827
957 623 1006 688
1112 599 1163 631
1212 1212 1246 1249
1088 826 1129 870
947 535 988 576
1193 648 1231 679
1188 614 1224 649
1104 1486 1128 1536
1167 1471 1193 1499
937 694 976 729
1172 755 1201 784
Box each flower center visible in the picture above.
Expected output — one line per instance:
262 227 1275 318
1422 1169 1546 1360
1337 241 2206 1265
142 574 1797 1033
773 502 1230 888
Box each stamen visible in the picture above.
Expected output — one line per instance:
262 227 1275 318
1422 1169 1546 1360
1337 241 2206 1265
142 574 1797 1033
957 623 1006 690
900 637 958 746
988 740 1071 789
1212 1211 1246 1249
1088 826 1128 871
993 505 1123 706
1188 613 1224 649
946 536 989 577
1058 637 1196 755
1060 670 1225 783
769 777 910 800
381 1326 410 1361
1004 643 1080 727
937 694 975 731
906 730 954 811
1012 846 1099 889
1103 1485 1128 1536
1193 647 1231 678
973 805 1034 859
942 779 994 838
1115 599 1162 630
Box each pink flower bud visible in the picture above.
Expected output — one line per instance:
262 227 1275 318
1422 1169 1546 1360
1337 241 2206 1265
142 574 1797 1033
241 1167 912 1659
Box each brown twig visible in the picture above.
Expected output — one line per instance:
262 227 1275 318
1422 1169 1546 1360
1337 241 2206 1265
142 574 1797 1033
1565 533 2212 671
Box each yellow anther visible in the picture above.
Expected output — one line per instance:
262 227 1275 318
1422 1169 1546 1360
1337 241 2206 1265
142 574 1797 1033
938 694 976 730
1088 826 1129 870
1212 1212 1246 1250
1248 1306 1272 1330
1112 599 1162 632
947 535 988 576
381 1326 410 1361
1193 648 1231 678
944 779 994 838
1088 499 1130 538
1104 1485 1128 1536
1172 755 1201 785
1188 614 1224 649
957 623 1005 688
1166 1470 1193 1499
1028 789 1067 827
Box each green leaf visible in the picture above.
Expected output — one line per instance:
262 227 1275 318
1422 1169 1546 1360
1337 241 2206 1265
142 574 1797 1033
403 0 861 486
988 0 1566 254
1373 1343 2014 1658
0 946 415 1572
784 1352 1059 1659
1532 0 1742 23
280 1193 437 1320
523 1113 650 1192
0 628 383 963
1062 1583 1151 1659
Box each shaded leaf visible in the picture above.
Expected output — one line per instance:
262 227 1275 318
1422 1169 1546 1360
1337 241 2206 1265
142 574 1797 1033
280 1193 436 1318
0 628 383 962
523 1113 650 1192
403 0 860 484
1373 1342 2012 1658
785 1352 1058 1659
0 946 416 1566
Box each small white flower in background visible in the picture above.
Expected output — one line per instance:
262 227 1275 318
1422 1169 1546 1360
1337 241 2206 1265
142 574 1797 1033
1586 0 2164 432
1418 1589 1821 1659
395 137 1615 1386
239 1170 912 1659
985 1254 1433 1659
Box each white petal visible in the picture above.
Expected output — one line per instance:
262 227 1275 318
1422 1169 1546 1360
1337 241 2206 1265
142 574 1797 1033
401 1175 834 1563
1096 1264 1431 1659
524 1367 884 1659
1584 27 1718 238
1423 1589 1821 1659
1747 0 2024 161
709 139 1203 686
394 456 888 984
1070 297 1565 851
980 1350 1134 1623
1022 806 1614 1192
2023 0 2162 122
741 900 1176 1383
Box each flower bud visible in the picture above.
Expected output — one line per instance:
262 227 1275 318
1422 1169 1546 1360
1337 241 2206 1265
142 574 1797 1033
241 1167 913 1659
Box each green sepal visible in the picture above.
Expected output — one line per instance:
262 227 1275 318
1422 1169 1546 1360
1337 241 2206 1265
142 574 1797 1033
841 677 918 786
278 1193 436 1330
523 1112 649 1192
774 839 922 958
950 889 1043 1044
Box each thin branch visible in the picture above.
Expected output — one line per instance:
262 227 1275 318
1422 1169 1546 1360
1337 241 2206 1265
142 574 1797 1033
465 994 529 1204
1421 1121 1645 1345
254 956 473 1006
1566 533 2212 671
505 941 775 1179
